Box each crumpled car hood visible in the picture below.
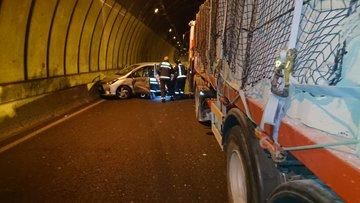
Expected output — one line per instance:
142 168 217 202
102 75 125 83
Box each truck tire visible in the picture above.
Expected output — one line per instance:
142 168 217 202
194 86 201 121
225 118 281 203
226 126 260 203
194 86 209 122
268 180 340 203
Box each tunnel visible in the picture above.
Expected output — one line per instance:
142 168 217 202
0 0 204 141
1 0 359 202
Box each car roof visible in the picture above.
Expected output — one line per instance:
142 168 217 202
132 62 160 67
125 62 159 75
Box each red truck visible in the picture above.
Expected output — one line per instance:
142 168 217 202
190 0 360 202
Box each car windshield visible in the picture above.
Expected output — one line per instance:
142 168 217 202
116 64 140 75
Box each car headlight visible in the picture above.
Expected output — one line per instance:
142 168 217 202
108 79 118 85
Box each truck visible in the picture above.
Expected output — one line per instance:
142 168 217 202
189 0 360 202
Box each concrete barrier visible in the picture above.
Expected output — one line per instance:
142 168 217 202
0 82 100 143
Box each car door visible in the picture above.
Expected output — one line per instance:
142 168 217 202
132 66 150 95
149 65 160 93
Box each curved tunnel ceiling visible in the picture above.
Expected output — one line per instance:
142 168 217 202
118 0 205 45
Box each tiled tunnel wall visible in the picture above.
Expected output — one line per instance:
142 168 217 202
0 0 176 140
0 0 175 103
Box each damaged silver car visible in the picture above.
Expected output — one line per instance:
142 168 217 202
98 62 160 99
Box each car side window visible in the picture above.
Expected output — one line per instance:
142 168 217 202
151 66 157 78
132 69 143 78
143 66 154 77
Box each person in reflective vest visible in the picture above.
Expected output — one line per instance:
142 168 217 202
157 56 174 102
174 60 187 97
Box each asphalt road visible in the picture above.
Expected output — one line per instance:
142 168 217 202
0 98 228 202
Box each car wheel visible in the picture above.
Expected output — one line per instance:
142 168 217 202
116 86 131 99
139 93 149 99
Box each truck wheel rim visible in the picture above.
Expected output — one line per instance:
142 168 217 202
229 150 247 203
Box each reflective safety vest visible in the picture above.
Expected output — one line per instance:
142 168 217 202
175 64 187 79
158 61 172 79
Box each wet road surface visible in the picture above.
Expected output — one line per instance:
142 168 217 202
0 98 228 202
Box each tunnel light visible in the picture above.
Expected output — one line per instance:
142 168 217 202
169 28 172 33
154 8 159 14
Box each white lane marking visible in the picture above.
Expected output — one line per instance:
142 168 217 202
0 100 105 154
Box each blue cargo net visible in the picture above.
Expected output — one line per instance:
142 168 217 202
213 0 359 152
294 0 360 86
